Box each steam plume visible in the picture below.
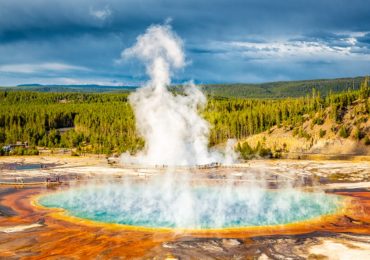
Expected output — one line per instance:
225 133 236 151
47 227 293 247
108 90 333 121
121 24 234 166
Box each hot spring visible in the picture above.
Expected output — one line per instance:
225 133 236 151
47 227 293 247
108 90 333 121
37 25 342 231
39 180 343 230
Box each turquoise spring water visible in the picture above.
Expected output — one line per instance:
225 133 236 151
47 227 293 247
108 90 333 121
39 183 342 229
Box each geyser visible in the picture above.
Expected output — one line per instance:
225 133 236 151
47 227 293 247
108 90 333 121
120 24 235 166
39 182 342 229
39 25 342 232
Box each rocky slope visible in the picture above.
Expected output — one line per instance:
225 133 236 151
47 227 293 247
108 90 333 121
239 97 370 158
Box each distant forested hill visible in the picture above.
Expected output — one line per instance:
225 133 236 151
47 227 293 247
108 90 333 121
0 76 367 98
1 84 138 93
200 76 366 98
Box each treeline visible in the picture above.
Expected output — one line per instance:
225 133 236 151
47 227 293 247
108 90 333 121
204 79 370 145
0 78 369 155
2 76 366 99
201 76 365 98
0 92 141 154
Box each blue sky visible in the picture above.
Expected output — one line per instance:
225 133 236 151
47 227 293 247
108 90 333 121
0 0 369 86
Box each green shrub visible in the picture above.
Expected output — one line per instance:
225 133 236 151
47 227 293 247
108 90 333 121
258 147 273 158
353 127 363 140
312 117 324 125
236 141 273 159
255 141 273 158
319 129 326 138
339 126 349 138
364 136 370 145
25 148 39 155
10 147 39 155
273 151 282 158
11 147 25 155
237 142 254 159
298 128 311 140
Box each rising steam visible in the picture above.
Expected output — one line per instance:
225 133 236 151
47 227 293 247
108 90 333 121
38 25 343 231
120 24 235 166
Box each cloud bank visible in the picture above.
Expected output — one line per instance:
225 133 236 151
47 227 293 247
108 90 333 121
0 0 369 85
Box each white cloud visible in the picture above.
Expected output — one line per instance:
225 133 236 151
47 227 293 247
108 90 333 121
231 41 346 59
0 62 88 74
89 6 111 21
227 33 370 62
